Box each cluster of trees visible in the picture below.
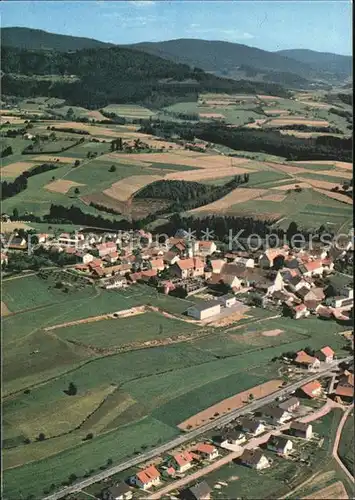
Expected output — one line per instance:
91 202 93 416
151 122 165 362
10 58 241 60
1 163 58 200
49 126 89 135
139 120 352 162
135 175 250 212
89 201 121 215
337 93 352 106
2 45 288 108
1 146 13 158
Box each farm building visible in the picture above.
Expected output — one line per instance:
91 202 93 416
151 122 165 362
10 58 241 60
102 483 133 500
217 293 236 308
334 384 353 402
193 443 219 461
182 481 212 500
300 380 322 399
289 421 313 439
130 466 161 490
186 300 221 320
315 346 335 363
239 448 270 470
267 435 293 455
278 397 300 413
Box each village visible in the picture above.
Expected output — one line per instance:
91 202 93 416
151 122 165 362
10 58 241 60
2 225 353 326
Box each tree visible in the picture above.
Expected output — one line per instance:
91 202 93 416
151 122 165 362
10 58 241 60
74 160 80 167
248 393 254 401
37 433 46 441
65 381 77 396
109 165 116 172
12 208 19 219
84 433 93 440
74 187 80 195
286 221 298 244
66 107 74 119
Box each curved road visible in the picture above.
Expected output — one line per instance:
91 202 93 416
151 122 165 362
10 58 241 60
43 356 352 500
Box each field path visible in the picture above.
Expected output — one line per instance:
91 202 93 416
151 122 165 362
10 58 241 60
332 404 354 482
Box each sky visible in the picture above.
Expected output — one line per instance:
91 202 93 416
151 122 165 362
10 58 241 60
1 1 352 55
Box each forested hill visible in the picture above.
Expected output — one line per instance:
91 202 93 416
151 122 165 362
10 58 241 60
1 45 289 108
1 27 114 51
276 49 352 79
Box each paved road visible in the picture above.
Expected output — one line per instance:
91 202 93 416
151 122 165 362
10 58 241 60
43 357 351 500
149 398 342 500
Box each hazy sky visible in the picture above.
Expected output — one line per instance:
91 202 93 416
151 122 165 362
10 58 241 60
1 1 352 55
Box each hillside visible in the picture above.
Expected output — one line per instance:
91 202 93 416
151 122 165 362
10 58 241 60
1 45 289 108
277 49 352 78
0 27 114 52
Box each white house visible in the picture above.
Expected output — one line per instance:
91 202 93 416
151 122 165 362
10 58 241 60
167 451 194 473
262 406 291 425
240 449 270 470
187 301 221 320
197 240 217 256
130 466 161 490
193 443 219 461
82 253 94 264
218 294 236 308
315 346 335 363
267 436 293 455
221 431 246 447
233 256 255 268
241 419 265 436
290 421 313 439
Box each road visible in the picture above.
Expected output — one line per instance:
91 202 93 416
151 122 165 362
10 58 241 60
149 398 342 500
43 356 352 500
332 403 354 483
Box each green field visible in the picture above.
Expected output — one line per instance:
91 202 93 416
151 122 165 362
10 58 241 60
102 104 156 118
55 310 200 347
339 413 354 476
299 172 350 184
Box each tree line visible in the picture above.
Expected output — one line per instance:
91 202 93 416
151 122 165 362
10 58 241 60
1 163 58 200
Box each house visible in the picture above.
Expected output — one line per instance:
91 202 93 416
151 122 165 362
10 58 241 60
186 300 221 320
182 481 212 500
262 405 291 425
303 288 325 308
240 418 265 436
75 263 89 272
221 430 246 446
300 380 322 398
300 259 324 277
6 236 28 250
1 252 8 266
102 483 133 500
167 451 194 473
289 421 313 439
82 252 94 264
149 258 165 272
58 232 84 248
315 346 335 363
130 466 161 490
259 248 288 269
217 294 236 308
37 233 50 243
233 257 255 268
294 351 320 370
104 277 127 289
292 304 310 319
334 384 353 402
287 276 312 293
163 251 180 266
267 435 293 455
97 241 117 258
104 252 119 264
239 449 270 470
278 397 300 413
328 296 354 308
193 443 219 461
316 304 333 320
171 258 205 279
88 259 104 270
210 259 225 274
197 240 217 256
270 289 291 305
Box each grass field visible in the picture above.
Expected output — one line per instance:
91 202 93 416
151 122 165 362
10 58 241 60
54 310 200 348
338 413 354 476
102 104 156 118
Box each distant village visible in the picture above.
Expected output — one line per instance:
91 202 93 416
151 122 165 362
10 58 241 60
1 225 353 326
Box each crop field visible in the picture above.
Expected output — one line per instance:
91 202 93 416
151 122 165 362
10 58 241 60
44 179 85 194
338 413 354 476
1 161 39 178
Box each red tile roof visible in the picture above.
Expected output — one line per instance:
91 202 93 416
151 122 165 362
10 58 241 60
304 259 323 272
150 258 164 268
88 259 103 268
177 258 204 270
194 443 217 455
301 380 322 398
320 346 334 357
136 466 160 485
335 385 353 398
294 304 307 312
295 351 318 365
173 451 194 467
97 241 116 251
